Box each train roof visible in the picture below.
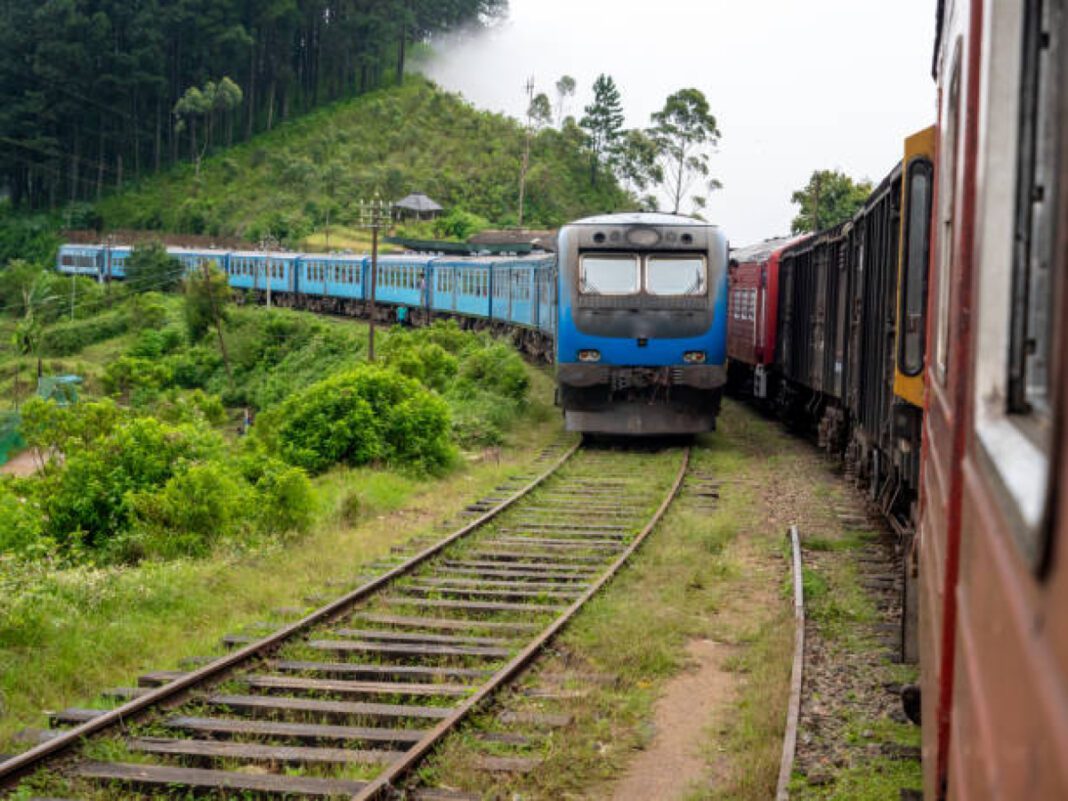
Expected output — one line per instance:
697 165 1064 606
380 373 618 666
730 235 808 264
566 212 720 228
228 250 300 259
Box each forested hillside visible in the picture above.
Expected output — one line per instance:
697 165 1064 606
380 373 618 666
95 77 631 242
0 0 504 209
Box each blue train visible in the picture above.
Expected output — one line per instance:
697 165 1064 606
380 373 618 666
57 242 557 358
57 212 728 435
555 213 728 434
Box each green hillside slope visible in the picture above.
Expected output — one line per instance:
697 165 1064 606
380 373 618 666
96 77 630 246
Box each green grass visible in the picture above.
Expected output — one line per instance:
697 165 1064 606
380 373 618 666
791 758 922 800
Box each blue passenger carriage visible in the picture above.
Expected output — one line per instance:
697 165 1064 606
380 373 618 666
430 257 492 319
101 246 132 280
371 255 432 310
300 254 365 300
170 248 228 278
56 245 103 278
555 212 728 434
226 251 297 295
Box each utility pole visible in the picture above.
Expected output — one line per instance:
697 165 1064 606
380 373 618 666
518 76 535 230
356 194 393 362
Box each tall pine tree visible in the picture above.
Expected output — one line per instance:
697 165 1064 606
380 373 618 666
580 74 625 187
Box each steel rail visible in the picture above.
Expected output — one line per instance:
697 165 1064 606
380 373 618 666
351 446 692 801
0 439 581 788
776 524 806 800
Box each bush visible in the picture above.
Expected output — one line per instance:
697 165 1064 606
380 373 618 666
433 207 490 241
128 462 253 559
129 327 185 360
261 364 454 474
41 417 223 548
40 309 129 356
0 481 43 556
102 356 175 400
164 345 223 389
455 342 529 402
233 454 315 535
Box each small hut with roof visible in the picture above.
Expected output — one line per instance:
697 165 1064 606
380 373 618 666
394 192 444 222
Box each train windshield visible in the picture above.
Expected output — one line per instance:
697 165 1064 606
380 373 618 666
579 254 639 295
646 256 707 295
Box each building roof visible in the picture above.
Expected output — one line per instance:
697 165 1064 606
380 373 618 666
395 193 444 213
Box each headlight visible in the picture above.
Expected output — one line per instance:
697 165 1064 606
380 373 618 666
683 351 707 364
578 350 601 362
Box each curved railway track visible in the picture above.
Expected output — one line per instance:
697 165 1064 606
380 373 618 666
1 442 690 801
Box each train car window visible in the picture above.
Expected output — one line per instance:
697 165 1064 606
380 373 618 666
900 159 934 376
645 256 707 296
580 254 639 295
935 46 963 384
1009 0 1061 422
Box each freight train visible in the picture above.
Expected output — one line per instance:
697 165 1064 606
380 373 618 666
57 211 729 436
728 0 1067 795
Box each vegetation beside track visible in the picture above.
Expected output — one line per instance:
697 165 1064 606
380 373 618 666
0 276 561 749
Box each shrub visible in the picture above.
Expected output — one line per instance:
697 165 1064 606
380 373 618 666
262 364 453 474
102 356 175 400
0 481 43 555
433 207 490 241
128 462 253 559
41 417 223 548
164 345 223 389
382 339 458 393
40 310 129 356
154 389 228 426
129 327 185 360
234 455 315 535
455 342 529 402
383 392 454 471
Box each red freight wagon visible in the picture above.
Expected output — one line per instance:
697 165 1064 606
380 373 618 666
727 236 803 399
918 0 1068 798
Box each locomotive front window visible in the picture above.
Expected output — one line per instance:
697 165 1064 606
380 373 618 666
646 256 707 296
579 255 639 295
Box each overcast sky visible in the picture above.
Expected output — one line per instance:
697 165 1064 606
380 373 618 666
420 0 937 245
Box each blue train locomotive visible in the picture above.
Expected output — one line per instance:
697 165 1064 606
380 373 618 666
554 213 728 435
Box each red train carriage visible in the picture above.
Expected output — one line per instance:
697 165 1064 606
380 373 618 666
726 236 803 400
919 0 1068 797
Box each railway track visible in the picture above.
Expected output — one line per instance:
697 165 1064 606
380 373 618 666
1 441 690 800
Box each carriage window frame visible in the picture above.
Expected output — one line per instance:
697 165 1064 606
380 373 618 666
898 157 934 377
578 253 640 296
645 254 709 297
972 0 1062 576
935 46 963 386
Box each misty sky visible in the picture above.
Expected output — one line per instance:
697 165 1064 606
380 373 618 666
420 0 937 245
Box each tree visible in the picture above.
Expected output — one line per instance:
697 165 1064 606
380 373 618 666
184 262 233 382
580 74 625 186
790 170 874 233
174 77 244 178
125 243 184 293
5 260 54 405
615 130 664 207
649 88 722 215
554 75 576 126
529 93 553 129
